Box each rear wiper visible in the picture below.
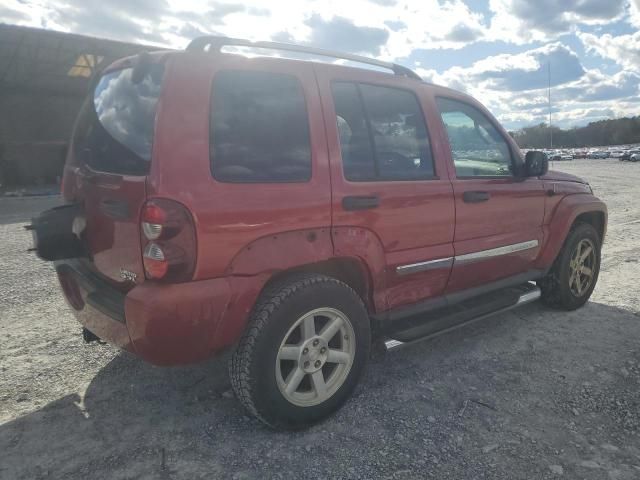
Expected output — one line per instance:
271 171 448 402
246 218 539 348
131 52 152 84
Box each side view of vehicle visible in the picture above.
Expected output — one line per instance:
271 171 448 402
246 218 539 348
29 37 607 430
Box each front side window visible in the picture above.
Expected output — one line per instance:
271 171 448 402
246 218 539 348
332 82 434 181
74 63 164 175
210 71 311 183
436 97 513 177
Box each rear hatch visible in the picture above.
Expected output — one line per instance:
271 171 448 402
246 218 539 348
63 55 165 286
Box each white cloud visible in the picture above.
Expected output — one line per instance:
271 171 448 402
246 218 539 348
578 31 640 72
427 43 639 129
432 43 585 97
630 0 640 27
1 0 491 54
2 0 638 129
487 0 628 44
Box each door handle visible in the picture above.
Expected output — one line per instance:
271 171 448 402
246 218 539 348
342 195 380 211
463 191 490 203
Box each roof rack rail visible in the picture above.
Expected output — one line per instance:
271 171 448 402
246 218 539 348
186 36 422 81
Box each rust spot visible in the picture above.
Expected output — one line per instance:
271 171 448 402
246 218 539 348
307 232 317 242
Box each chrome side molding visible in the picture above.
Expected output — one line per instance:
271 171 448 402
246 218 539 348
395 240 539 275
454 240 539 265
396 257 453 276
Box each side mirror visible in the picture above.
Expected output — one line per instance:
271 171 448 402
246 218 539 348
524 150 548 177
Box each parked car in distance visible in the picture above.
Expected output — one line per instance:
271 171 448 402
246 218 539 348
29 37 608 429
543 150 561 161
631 152 640 162
587 150 608 159
544 150 572 161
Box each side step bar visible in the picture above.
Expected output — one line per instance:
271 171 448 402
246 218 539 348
383 282 541 351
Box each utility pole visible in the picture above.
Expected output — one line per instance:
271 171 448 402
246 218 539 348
548 60 553 149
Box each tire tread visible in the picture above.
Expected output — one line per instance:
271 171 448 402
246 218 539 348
229 274 363 428
538 222 600 310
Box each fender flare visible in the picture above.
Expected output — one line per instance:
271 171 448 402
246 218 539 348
535 194 607 271
331 226 388 312
224 226 387 313
225 228 334 276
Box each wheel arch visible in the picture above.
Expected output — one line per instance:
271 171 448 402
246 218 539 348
215 228 387 351
262 257 376 314
536 194 607 271
573 210 606 242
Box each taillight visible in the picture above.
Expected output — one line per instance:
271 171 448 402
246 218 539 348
143 243 168 279
140 199 196 282
141 203 166 240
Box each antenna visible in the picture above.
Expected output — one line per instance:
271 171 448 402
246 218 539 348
548 60 553 150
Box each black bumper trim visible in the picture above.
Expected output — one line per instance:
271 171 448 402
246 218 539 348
56 259 126 324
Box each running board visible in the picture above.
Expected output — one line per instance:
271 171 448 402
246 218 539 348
383 282 540 351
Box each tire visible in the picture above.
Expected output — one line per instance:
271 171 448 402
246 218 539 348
229 274 371 430
537 222 601 310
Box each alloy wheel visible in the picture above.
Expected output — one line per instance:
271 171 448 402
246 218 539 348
568 238 596 297
275 308 356 407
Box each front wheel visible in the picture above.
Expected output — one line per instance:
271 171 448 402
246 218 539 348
229 274 371 430
538 222 601 310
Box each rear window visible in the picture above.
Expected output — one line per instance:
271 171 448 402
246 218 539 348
210 70 311 183
73 63 164 175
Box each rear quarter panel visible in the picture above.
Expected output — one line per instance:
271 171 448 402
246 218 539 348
150 53 332 280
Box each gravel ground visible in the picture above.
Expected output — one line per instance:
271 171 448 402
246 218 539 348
1 158 639 479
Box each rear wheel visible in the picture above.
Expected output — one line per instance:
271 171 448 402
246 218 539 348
230 274 370 429
538 223 601 310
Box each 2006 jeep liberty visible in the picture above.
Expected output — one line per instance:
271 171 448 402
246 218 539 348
30 37 607 430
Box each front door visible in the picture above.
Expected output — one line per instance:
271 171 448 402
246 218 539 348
315 66 455 312
434 96 546 293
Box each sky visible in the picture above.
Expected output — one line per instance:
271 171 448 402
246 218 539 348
2 0 639 130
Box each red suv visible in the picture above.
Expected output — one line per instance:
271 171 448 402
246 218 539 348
31 37 607 429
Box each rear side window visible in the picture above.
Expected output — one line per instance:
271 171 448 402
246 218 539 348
331 83 376 180
74 63 164 175
210 71 311 183
331 82 434 181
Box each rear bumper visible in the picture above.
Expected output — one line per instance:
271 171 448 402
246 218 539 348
55 259 245 365
56 261 132 352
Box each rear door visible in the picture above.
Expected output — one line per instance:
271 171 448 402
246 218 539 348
434 96 546 293
316 66 455 311
63 57 165 285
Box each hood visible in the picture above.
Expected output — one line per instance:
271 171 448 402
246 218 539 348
541 170 587 184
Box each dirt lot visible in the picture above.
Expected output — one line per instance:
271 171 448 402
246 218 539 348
1 158 639 480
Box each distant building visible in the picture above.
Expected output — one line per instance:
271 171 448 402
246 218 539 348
0 24 156 187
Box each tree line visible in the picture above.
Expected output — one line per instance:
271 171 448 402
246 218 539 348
509 116 640 148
